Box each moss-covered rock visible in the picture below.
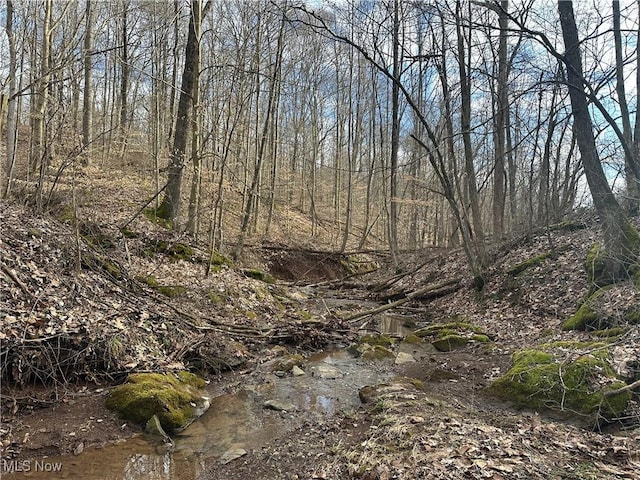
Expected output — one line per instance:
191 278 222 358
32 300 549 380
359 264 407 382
359 344 395 360
563 284 640 331
348 334 396 360
143 207 173 229
105 372 207 433
208 249 233 270
269 353 304 372
81 252 122 279
144 239 194 262
242 268 276 284
488 343 630 422
414 320 491 352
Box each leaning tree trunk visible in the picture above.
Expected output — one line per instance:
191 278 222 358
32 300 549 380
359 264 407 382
559 0 639 285
158 0 200 223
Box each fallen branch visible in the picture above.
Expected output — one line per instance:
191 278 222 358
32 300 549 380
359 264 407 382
0 262 35 300
604 378 640 397
344 278 462 322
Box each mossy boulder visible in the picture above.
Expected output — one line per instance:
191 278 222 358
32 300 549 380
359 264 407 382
348 334 395 360
414 321 491 352
488 342 630 422
242 268 276 284
144 239 195 262
269 353 304 372
105 372 207 434
143 207 173 229
208 249 233 270
563 284 640 331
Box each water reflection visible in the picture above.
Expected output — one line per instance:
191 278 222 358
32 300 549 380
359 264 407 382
3 350 388 480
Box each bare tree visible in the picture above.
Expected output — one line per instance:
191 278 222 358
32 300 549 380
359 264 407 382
559 0 639 284
158 0 204 223
3 0 18 197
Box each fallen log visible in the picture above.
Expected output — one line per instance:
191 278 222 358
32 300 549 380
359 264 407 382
344 278 462 322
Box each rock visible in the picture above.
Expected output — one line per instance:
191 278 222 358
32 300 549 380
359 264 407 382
394 352 416 365
292 365 306 376
268 354 304 373
220 448 247 464
310 364 342 379
359 378 424 404
105 371 207 434
263 399 296 411
488 342 631 423
144 414 171 442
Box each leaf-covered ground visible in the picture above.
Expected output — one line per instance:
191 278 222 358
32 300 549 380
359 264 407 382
1 168 639 479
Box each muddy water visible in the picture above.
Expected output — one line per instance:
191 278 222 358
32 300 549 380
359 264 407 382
3 350 390 480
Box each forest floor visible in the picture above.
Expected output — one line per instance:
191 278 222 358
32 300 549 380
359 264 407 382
1 167 639 479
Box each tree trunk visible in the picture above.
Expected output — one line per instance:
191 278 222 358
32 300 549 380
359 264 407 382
3 0 18 197
613 0 639 214
456 0 487 268
82 0 94 166
559 0 639 283
186 0 203 237
492 0 508 238
158 0 201 223
388 0 400 261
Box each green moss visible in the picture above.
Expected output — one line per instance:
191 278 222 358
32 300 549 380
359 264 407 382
592 327 628 338
586 243 608 289
563 287 624 331
360 345 394 360
488 346 631 420
144 207 172 229
136 274 160 288
432 335 469 352
136 275 186 297
359 334 395 347
56 204 75 224
507 253 551 276
209 249 233 268
414 320 491 351
242 268 276 284
144 240 194 262
156 285 187 297
206 290 226 304
120 226 140 238
402 334 423 344
81 253 122 279
415 321 484 337
105 372 206 433
271 354 304 372
623 309 640 324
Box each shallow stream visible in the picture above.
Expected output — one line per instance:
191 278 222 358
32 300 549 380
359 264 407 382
3 323 407 480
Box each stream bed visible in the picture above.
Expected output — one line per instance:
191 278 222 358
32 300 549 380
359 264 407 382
3 348 393 480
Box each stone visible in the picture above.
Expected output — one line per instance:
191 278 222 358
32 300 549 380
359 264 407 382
144 414 171 442
220 448 247 465
292 365 306 376
394 352 416 365
263 399 296 411
310 364 342 379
